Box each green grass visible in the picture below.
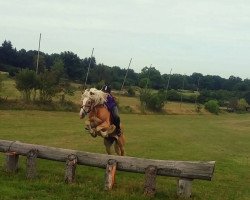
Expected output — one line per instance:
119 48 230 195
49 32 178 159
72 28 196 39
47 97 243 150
0 110 250 199
0 74 20 100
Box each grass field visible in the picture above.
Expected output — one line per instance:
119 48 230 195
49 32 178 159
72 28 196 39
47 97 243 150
0 110 249 199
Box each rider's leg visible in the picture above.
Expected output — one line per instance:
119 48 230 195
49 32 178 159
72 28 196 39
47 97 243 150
111 106 121 136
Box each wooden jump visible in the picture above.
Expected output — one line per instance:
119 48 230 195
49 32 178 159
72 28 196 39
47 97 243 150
0 139 215 198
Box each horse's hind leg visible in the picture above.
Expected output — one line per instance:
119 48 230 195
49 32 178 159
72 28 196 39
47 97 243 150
115 135 125 156
104 138 112 155
114 142 121 156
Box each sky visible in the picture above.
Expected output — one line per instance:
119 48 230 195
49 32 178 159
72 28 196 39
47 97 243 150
0 0 250 79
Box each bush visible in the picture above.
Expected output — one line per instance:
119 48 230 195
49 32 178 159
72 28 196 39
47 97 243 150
204 100 219 114
147 93 165 111
127 87 135 97
237 98 248 111
158 89 167 101
139 89 165 112
119 105 133 114
166 89 180 101
228 97 238 112
139 88 151 103
0 74 4 93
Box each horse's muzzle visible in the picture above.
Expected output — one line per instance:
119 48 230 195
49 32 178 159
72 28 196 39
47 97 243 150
79 108 86 119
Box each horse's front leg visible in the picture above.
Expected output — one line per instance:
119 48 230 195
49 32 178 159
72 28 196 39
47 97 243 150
104 138 112 155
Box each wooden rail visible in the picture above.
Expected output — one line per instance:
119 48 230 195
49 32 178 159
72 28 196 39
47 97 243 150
0 139 215 198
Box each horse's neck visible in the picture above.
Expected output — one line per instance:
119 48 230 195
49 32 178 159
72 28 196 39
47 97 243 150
93 104 105 111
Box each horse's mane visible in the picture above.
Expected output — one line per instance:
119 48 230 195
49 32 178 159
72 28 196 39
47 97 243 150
81 88 108 107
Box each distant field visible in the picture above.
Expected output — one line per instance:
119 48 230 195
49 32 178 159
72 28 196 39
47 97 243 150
0 76 209 115
0 76 20 99
0 110 249 199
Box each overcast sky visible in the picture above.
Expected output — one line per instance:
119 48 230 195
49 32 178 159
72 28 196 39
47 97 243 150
0 0 250 79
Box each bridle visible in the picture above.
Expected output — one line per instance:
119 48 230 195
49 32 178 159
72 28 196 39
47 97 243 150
80 88 107 119
80 97 94 117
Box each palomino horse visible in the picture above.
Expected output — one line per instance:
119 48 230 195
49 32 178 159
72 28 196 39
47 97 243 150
79 88 125 156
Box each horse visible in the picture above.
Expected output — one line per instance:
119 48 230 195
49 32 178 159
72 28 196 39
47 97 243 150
79 88 125 156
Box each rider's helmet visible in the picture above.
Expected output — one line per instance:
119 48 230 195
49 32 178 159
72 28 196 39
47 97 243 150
101 85 111 93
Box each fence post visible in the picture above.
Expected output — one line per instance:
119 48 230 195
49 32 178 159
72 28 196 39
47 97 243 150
177 178 193 198
144 165 157 197
65 154 77 183
5 151 19 173
26 149 38 179
104 159 117 190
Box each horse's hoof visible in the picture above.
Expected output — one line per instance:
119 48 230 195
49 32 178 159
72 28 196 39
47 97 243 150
91 134 97 138
90 131 97 138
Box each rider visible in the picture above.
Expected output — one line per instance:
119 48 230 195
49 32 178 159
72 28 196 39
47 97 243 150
101 85 121 136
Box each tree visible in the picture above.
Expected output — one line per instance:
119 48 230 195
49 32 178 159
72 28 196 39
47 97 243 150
244 91 250 105
51 58 74 103
166 74 183 90
1 39 249 94
89 64 112 84
33 54 46 73
139 77 150 88
0 40 17 66
233 79 250 91
38 70 59 102
224 76 242 91
189 72 203 90
60 51 85 80
15 69 38 102
139 67 163 89
201 75 225 90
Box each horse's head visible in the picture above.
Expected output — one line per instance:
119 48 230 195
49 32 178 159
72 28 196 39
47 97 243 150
79 89 92 119
79 88 108 119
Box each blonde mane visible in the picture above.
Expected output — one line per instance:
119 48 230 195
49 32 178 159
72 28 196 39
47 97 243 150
81 88 108 107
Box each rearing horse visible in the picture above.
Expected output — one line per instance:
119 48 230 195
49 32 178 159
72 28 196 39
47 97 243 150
79 88 125 156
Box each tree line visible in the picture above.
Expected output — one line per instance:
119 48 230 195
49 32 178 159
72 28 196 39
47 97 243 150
0 40 249 113
0 40 249 92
